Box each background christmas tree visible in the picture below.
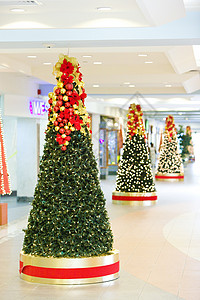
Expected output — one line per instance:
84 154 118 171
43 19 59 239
157 115 183 174
0 113 11 195
22 54 113 258
177 125 191 161
115 103 156 193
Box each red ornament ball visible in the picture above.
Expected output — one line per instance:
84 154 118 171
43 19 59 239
54 106 59 112
56 100 63 107
57 117 62 123
65 129 71 135
58 95 63 101
61 145 67 151
54 121 58 126
63 119 68 124
59 123 64 127
66 83 73 90
55 89 60 95
48 99 53 104
59 128 65 134
66 91 72 96
65 102 71 108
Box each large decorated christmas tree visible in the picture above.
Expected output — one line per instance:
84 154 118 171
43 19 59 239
156 115 184 181
20 54 119 285
112 103 157 205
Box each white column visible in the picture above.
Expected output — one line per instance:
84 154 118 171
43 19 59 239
17 118 37 201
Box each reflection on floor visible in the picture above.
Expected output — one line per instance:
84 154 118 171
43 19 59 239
0 162 200 299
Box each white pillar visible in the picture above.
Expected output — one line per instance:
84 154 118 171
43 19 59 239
17 118 37 201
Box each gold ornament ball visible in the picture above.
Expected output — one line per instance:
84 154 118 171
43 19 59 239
64 126 69 130
60 106 65 111
63 96 68 101
55 126 60 131
48 92 53 98
60 88 66 94
64 141 69 146
61 134 66 138
57 82 63 88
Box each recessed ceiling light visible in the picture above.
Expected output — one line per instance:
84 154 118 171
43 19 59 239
178 112 183 115
123 82 130 85
10 8 25 12
27 55 37 58
138 54 147 57
43 62 52 65
145 61 153 64
93 62 102 65
97 7 112 11
93 84 100 88
83 55 92 58
165 84 172 87
129 85 135 87
185 117 188 120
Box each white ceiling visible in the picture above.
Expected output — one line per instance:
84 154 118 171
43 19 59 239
0 0 200 121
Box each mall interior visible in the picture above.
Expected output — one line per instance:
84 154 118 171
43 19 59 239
0 1 200 299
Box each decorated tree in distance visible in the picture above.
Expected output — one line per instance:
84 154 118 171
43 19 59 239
112 103 157 204
22 54 114 258
177 125 191 161
0 114 11 195
186 126 195 161
156 115 184 180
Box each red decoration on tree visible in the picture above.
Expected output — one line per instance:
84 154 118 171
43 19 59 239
0 115 11 195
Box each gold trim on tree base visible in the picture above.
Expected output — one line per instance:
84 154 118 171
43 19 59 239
112 191 157 206
19 250 119 285
155 173 184 182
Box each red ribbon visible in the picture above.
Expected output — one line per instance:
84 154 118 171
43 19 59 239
112 195 157 201
20 261 119 279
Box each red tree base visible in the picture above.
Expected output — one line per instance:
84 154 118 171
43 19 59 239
19 250 119 285
155 173 184 181
112 191 157 206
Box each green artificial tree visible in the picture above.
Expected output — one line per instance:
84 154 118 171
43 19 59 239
156 115 183 175
115 103 156 193
22 54 113 258
177 125 191 161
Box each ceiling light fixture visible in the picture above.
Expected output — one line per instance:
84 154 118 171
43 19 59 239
129 84 135 87
43 62 52 65
93 62 102 65
138 54 147 57
123 82 130 85
145 61 153 64
97 7 112 11
165 84 172 87
83 55 92 58
93 84 100 88
27 55 37 58
10 8 25 12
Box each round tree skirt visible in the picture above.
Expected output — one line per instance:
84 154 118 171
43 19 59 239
155 173 184 181
112 191 157 206
19 249 119 285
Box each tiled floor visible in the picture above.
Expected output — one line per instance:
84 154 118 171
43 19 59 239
0 161 200 299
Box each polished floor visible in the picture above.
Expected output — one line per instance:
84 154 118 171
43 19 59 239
0 161 200 300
